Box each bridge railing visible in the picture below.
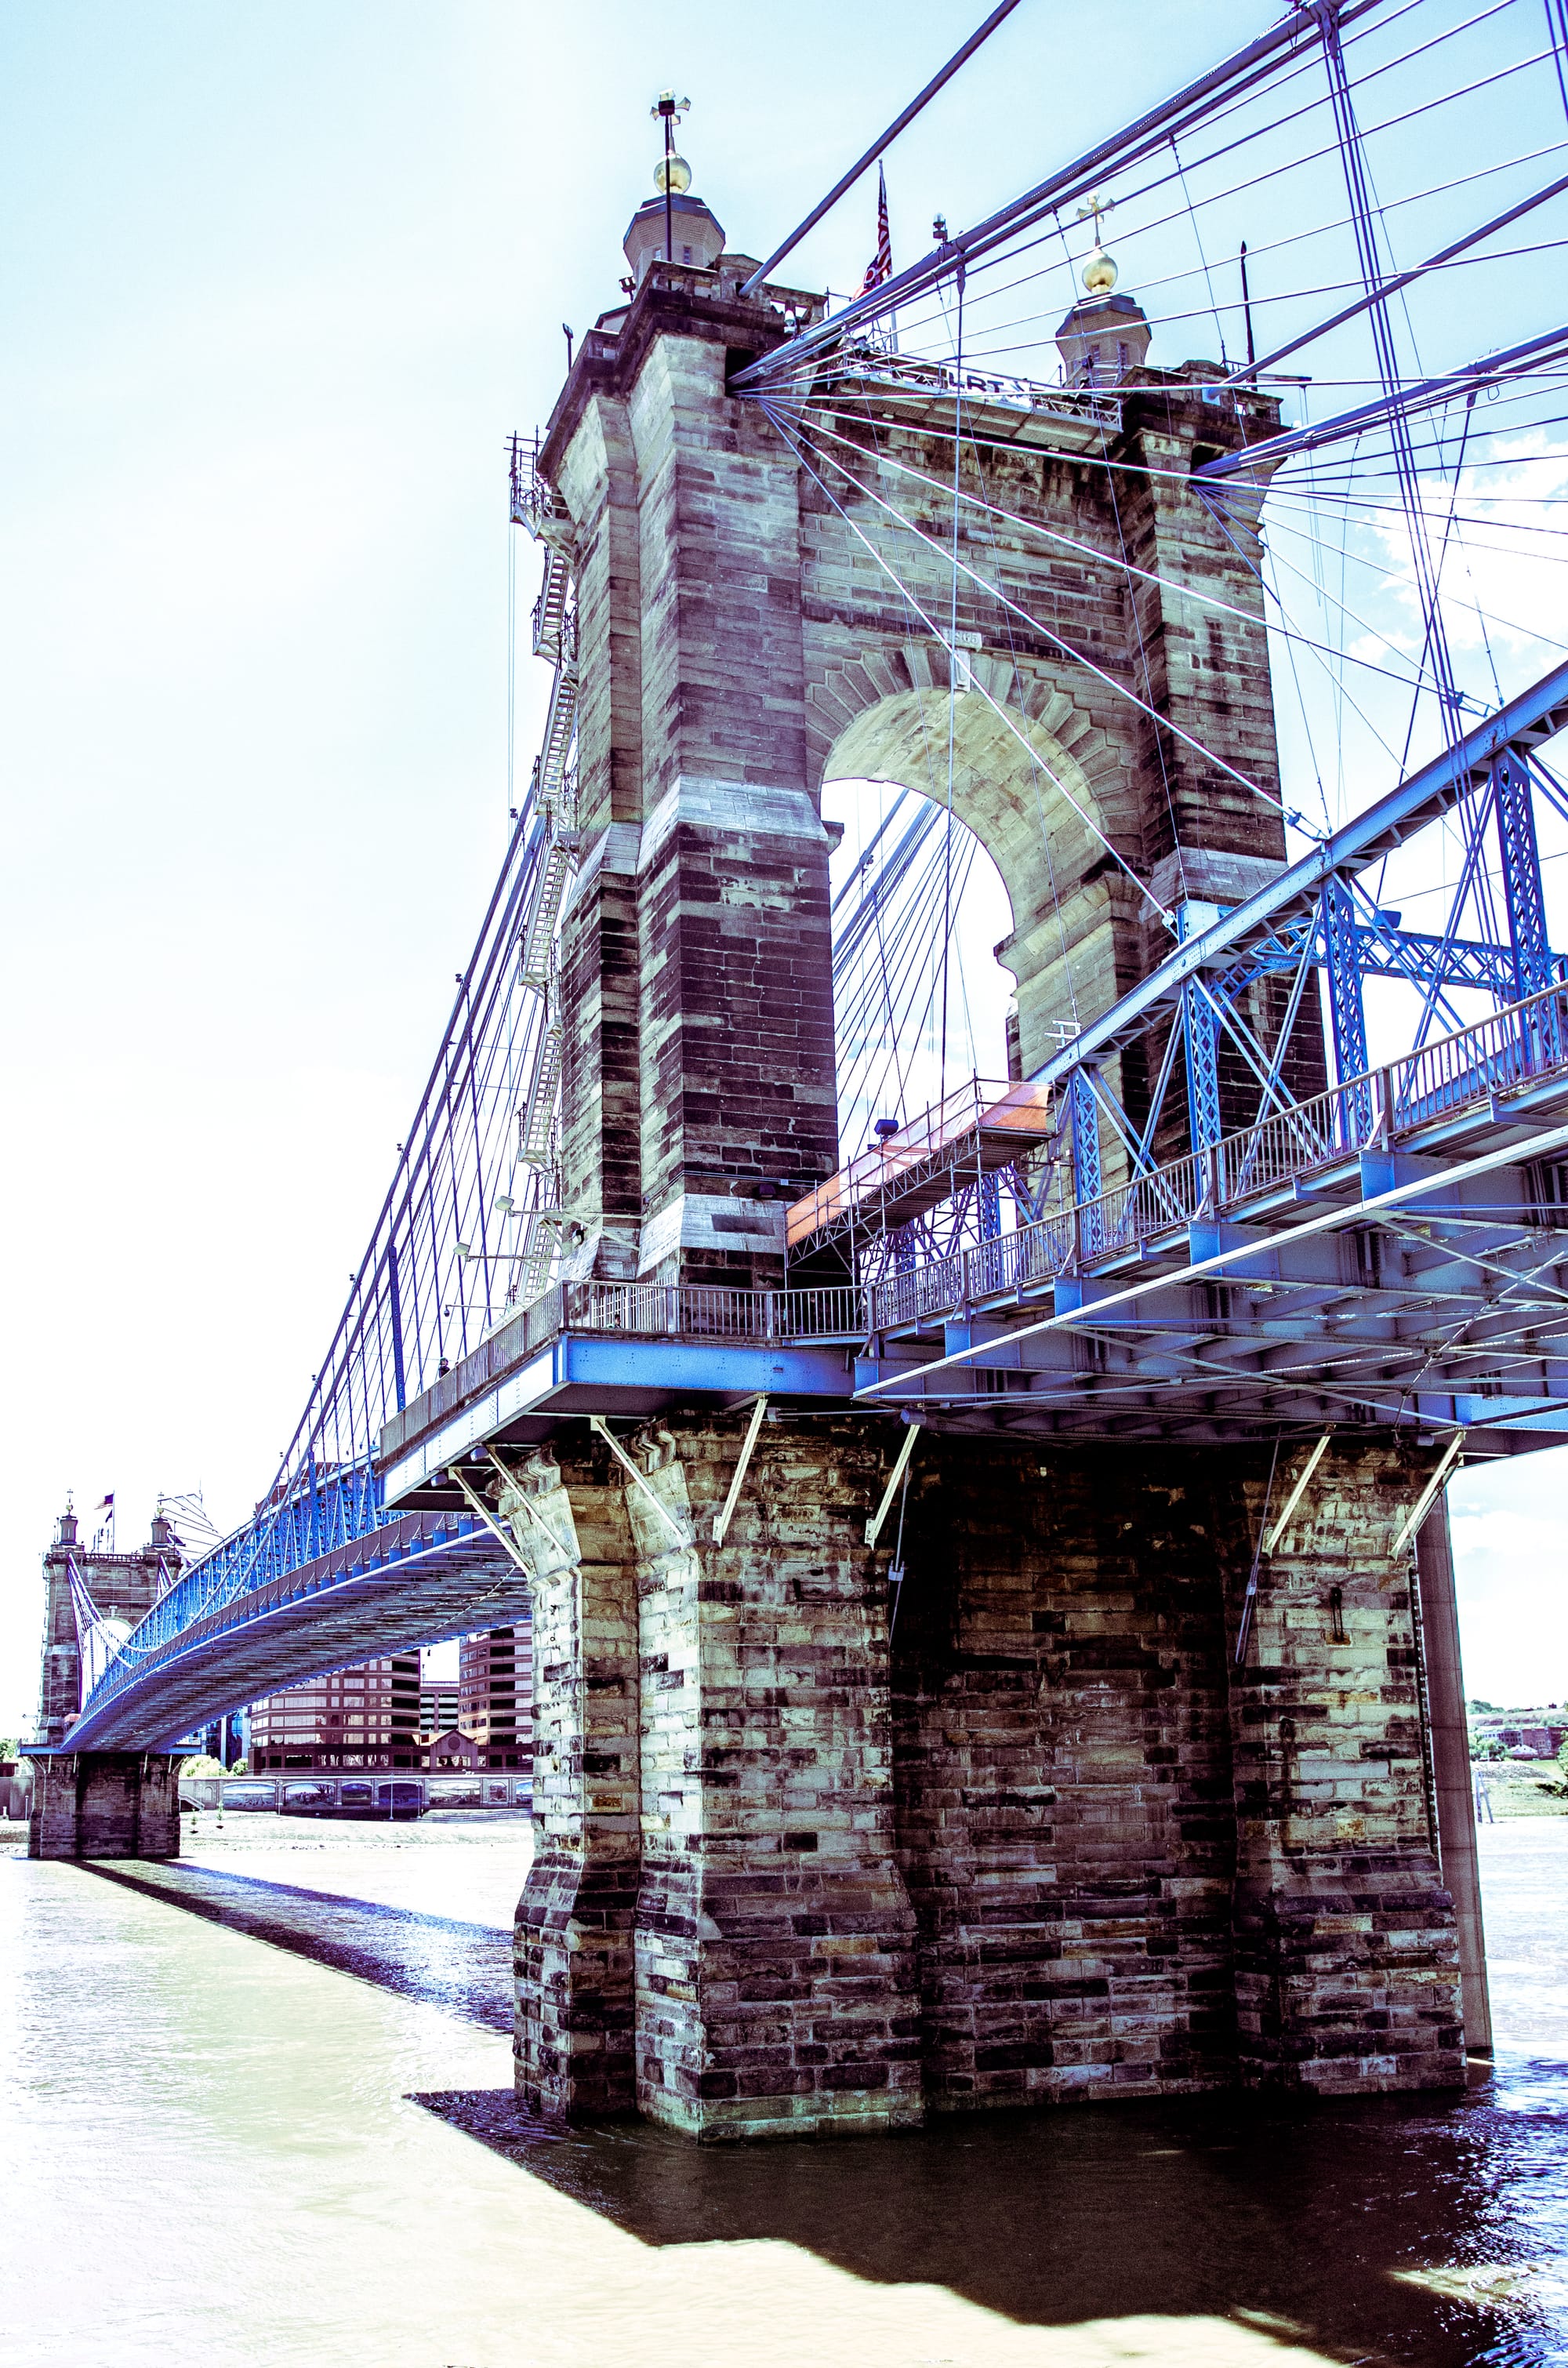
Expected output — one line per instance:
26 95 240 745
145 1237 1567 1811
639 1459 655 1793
1392 986 1568 1127
1216 1087 1345 1203
82 1462 395 1713
859 980 1568 1336
85 984 1568 1716
828 341 1125 429
565 1280 866 1342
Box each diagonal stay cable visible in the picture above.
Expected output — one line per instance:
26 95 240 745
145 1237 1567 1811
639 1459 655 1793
761 396 1176 926
798 408 1461 707
771 397 1291 830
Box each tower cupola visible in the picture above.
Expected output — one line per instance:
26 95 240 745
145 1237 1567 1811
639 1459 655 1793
623 191 727 284
623 89 725 285
1054 194 1150 387
1054 289 1151 387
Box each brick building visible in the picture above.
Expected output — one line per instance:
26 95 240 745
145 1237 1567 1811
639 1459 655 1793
249 1654 422 1770
249 1625 532 1774
458 1619 533 1771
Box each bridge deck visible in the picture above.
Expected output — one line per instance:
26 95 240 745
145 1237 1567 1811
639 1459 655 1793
67 1513 532 1752
67 986 1568 1751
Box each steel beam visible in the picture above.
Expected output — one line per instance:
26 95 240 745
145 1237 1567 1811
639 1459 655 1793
1494 751 1555 1001
1320 875 1371 1140
1024 660 1568 1094
1067 1068 1102 1204
1182 982 1224 1153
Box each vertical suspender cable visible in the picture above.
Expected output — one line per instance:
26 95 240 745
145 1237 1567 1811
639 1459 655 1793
940 263 966 1106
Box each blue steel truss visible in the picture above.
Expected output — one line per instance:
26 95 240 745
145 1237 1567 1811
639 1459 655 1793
98 1462 392 1680
1066 1066 1102 1204
1319 875 1369 1088
1496 753 1555 1001
1181 980 1225 1153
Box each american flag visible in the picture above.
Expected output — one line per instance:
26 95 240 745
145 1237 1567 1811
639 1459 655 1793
861 163 892 293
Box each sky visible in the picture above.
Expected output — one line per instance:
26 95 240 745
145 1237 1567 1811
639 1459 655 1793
2 0 1564 1737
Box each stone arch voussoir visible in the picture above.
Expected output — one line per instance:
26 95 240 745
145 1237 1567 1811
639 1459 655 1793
808 645 1140 1076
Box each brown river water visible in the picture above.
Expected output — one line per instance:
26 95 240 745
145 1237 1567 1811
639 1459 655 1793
4 1812 1568 2368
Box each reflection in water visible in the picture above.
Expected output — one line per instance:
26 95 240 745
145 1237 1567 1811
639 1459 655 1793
4 1815 1568 2368
416 2061 1568 2365
79 1858 514 2029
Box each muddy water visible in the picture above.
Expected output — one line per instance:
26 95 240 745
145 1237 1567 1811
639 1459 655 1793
4 1813 1568 2368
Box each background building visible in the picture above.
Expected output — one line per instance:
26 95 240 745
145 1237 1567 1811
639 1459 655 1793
458 1618 532 1771
417 1675 459 1741
249 1625 532 1774
250 1653 422 1770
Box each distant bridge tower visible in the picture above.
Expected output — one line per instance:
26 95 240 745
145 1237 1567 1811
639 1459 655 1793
28 1505 185 1859
506 153 1479 2138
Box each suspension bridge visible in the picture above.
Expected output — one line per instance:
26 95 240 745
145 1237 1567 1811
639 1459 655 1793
31 0 1568 2137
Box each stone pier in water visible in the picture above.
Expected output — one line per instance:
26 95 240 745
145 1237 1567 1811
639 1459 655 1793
509 1423 1468 2138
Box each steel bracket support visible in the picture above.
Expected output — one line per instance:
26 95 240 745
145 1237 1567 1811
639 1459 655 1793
712 1395 769 1543
483 1447 572 1566
1262 1432 1331 1555
866 1422 921 1547
588 1415 692 1548
1392 1432 1466 1556
446 1465 533 1577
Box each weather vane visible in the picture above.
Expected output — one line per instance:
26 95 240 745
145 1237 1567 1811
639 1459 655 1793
1074 193 1118 296
651 89 693 269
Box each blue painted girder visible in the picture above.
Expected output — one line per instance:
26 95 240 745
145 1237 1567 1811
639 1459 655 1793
381 1331 857 1505
853 1123 1568 1443
1025 659 1568 1092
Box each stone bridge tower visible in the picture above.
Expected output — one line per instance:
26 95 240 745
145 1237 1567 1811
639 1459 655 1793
508 166 1479 2137
28 1504 184 1859
543 183 1315 1295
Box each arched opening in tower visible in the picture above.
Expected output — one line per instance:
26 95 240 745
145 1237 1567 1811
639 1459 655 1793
824 773 1014 1164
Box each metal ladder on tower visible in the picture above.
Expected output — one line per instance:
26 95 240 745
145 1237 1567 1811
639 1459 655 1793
511 437 579 1175
518 656 580 987
532 545 570 669
518 965 564 1168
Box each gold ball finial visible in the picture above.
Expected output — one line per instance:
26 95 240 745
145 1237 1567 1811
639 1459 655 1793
650 89 692 197
1074 193 1118 297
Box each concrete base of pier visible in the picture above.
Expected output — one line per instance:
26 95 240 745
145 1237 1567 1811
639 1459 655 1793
510 1419 1472 2140
27 1751 183 1861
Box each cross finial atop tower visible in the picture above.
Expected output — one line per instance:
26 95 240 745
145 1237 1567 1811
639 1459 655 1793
650 89 695 274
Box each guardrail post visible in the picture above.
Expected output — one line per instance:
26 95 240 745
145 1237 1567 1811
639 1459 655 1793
1377 1067 1396 1148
